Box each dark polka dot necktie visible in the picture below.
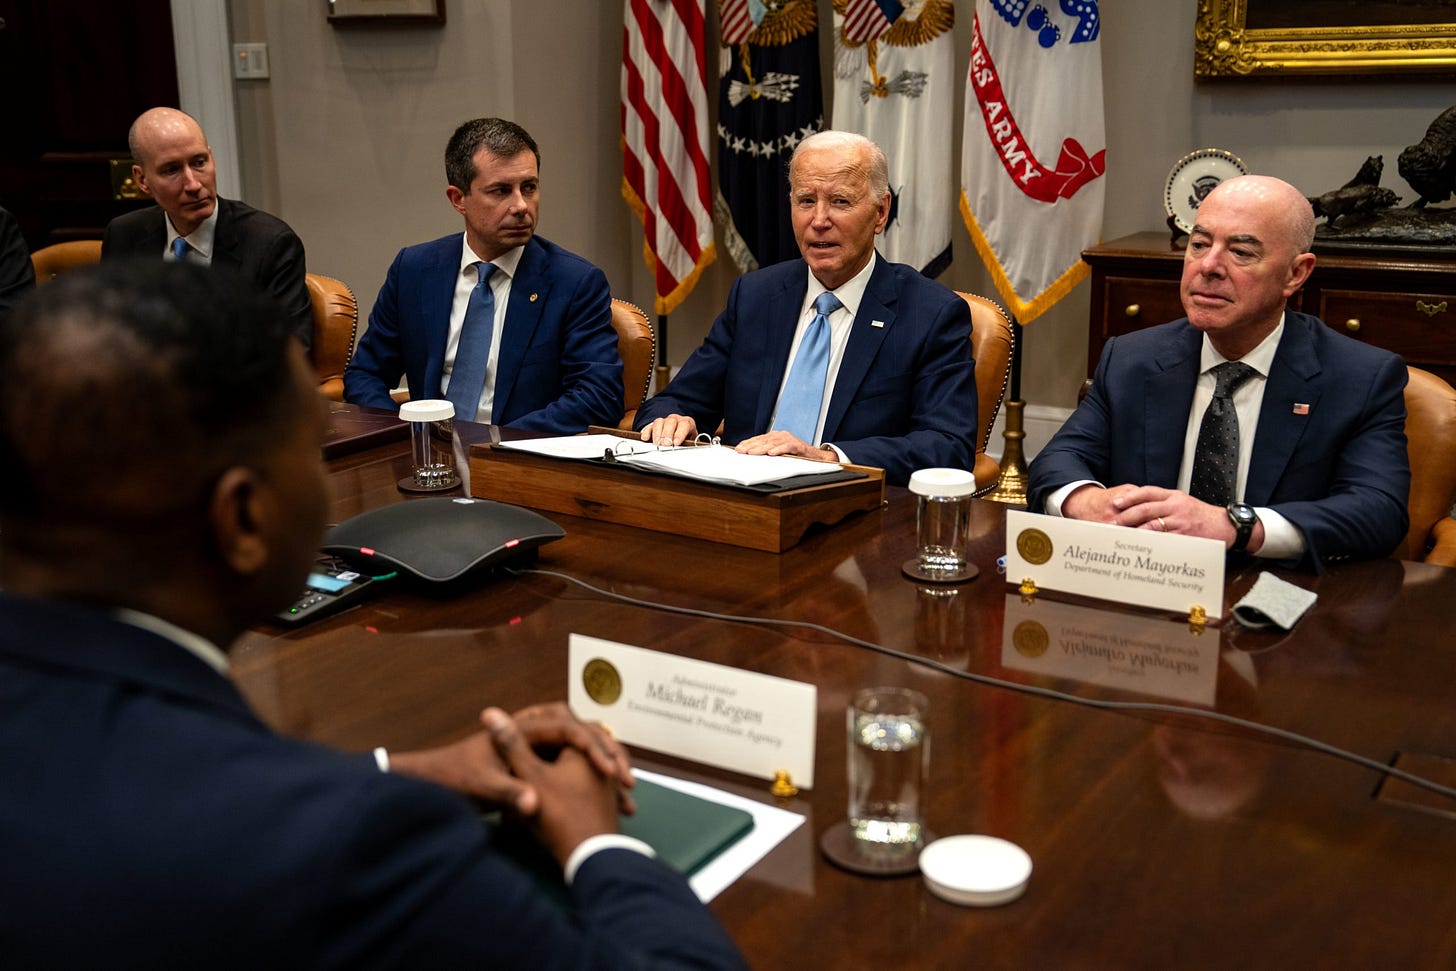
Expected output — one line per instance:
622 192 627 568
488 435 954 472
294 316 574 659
1189 361 1258 507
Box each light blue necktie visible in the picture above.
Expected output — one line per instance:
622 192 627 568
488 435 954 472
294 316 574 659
447 261 498 421
171 237 190 262
773 291 841 443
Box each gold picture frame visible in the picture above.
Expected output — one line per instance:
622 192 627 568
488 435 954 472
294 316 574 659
1195 0 1456 78
327 0 445 26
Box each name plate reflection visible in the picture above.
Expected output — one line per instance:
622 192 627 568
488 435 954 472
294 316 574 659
1001 594 1219 706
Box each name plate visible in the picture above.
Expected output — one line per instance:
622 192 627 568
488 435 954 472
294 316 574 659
1001 594 1220 706
1005 510 1226 619
568 634 818 789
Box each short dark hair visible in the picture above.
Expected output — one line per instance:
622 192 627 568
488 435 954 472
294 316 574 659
0 261 298 535
445 118 540 192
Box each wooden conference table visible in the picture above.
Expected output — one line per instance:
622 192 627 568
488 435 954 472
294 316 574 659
232 406 1456 970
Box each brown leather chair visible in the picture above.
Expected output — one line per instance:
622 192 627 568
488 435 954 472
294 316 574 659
1400 366 1456 565
611 298 655 430
306 273 359 401
955 291 1015 497
30 240 102 284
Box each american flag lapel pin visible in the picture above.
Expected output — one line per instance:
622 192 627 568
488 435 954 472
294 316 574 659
871 320 885 328
1293 402 1310 415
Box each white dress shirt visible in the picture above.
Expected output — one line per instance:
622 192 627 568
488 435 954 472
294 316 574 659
164 208 219 265
114 607 229 674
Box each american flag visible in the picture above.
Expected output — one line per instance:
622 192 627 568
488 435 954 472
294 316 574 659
841 0 906 43
622 0 716 315
720 0 756 45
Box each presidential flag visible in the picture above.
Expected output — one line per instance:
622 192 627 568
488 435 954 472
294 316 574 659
622 0 716 315
833 0 956 278
960 0 1104 322
716 0 823 273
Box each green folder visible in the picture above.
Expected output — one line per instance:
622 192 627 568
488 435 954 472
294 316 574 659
488 776 756 903
620 777 756 876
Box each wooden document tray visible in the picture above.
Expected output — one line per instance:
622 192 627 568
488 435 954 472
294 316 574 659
467 444 885 552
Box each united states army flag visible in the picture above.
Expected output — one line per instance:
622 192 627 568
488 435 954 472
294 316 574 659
960 0 1104 322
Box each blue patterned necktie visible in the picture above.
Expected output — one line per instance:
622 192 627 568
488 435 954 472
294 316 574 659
1190 361 1258 507
773 291 842 443
446 261 498 421
171 237 190 262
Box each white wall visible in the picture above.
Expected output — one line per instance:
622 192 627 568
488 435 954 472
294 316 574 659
227 0 1456 422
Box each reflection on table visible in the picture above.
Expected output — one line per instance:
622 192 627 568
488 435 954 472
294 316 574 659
233 411 1456 969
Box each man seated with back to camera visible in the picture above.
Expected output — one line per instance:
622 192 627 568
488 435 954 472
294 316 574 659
0 261 747 969
633 130 977 487
1027 175 1409 572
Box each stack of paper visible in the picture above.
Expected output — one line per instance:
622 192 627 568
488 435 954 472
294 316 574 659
496 434 844 488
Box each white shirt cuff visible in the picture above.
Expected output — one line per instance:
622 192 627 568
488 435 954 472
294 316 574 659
563 834 656 886
373 747 390 773
821 442 848 463
1250 507 1305 560
1045 479 1101 516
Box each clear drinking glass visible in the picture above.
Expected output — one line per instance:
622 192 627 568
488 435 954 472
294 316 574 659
909 468 975 577
399 399 456 489
847 687 930 849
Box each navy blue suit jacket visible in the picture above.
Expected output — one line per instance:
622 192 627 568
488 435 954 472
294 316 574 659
1027 312 1410 571
0 594 745 969
0 205 34 318
344 234 623 435
101 197 312 350
633 255 977 485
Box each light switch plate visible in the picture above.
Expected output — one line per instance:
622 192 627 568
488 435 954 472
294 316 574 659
232 42 269 80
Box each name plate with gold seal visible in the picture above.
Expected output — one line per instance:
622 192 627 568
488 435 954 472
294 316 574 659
1004 510 1227 619
568 634 818 788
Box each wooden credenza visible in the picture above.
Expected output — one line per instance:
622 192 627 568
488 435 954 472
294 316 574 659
1082 231 1456 388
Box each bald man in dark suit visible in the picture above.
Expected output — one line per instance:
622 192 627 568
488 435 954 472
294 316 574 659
102 107 312 349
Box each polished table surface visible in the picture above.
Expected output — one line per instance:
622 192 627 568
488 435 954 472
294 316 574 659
232 407 1456 969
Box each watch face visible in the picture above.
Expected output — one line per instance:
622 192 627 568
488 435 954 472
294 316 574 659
1227 503 1256 552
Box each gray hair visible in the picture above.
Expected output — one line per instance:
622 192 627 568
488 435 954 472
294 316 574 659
789 130 889 198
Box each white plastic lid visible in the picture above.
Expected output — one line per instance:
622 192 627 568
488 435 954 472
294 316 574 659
908 468 976 498
919 834 1032 907
399 399 455 422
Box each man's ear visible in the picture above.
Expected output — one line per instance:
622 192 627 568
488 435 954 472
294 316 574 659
1284 252 1316 296
874 191 891 235
209 466 269 577
446 184 467 216
132 163 154 200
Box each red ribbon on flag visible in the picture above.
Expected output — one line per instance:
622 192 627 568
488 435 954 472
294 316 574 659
968 17 1104 205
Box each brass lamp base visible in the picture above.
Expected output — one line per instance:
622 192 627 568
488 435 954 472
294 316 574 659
985 399 1029 507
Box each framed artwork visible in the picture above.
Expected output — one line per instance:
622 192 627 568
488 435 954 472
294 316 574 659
1195 0 1456 77
327 0 445 26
